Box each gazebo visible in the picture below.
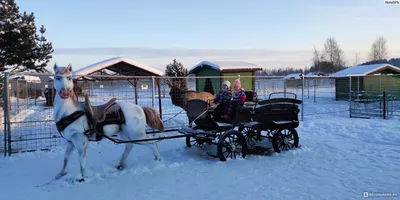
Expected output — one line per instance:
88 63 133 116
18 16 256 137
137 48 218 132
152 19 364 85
73 57 163 78
72 57 164 105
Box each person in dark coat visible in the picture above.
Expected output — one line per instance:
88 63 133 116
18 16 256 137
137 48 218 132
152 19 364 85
213 80 232 121
221 79 246 121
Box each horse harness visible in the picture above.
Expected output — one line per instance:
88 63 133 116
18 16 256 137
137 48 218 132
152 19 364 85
55 103 126 141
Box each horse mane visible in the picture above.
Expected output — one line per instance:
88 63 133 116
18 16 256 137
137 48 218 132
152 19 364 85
70 89 79 107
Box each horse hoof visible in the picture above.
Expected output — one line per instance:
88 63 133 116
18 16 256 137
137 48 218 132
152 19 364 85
77 178 85 183
117 165 124 170
55 172 67 179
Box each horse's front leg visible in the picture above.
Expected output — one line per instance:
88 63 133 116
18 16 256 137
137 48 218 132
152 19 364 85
55 141 75 179
71 135 88 182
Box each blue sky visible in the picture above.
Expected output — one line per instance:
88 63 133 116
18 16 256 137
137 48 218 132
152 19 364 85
16 0 400 71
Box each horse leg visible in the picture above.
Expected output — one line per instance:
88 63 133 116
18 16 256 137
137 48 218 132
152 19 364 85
117 143 133 170
71 135 88 182
141 142 162 161
151 143 162 161
55 141 75 179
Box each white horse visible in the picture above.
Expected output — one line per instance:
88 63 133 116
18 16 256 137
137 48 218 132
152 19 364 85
52 63 164 182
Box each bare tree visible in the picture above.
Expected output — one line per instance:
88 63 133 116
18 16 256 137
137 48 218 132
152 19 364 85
354 52 359 66
369 36 388 61
323 37 345 71
312 46 324 71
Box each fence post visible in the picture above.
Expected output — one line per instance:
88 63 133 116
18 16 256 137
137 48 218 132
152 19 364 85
383 89 386 119
307 78 310 98
156 78 162 119
284 79 286 97
301 74 304 121
349 75 352 118
16 80 19 113
3 73 8 156
3 72 12 156
151 76 155 108
313 78 316 102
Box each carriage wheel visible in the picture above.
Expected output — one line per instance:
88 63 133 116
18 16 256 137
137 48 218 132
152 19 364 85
272 128 299 153
186 136 202 148
217 130 247 161
266 129 279 142
238 127 261 148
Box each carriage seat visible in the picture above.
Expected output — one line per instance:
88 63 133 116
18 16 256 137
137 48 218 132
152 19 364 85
187 99 233 131
84 94 117 125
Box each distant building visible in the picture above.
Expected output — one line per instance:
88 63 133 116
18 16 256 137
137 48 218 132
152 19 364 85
330 64 400 100
283 73 303 80
188 61 262 92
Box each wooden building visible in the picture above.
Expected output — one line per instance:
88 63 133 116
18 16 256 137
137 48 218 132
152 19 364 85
330 64 400 100
188 61 262 93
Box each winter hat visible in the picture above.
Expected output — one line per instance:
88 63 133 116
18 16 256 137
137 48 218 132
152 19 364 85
222 80 231 89
234 79 241 89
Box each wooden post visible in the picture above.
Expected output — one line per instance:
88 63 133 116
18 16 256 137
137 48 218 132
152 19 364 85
16 80 19 113
252 71 256 91
134 78 138 105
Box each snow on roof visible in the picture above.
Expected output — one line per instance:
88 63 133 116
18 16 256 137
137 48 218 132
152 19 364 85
73 57 163 77
9 75 41 83
306 71 327 76
189 61 262 73
283 73 303 79
330 64 400 76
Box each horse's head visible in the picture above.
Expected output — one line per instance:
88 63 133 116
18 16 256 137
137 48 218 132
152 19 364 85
163 77 187 109
53 63 74 99
163 77 215 111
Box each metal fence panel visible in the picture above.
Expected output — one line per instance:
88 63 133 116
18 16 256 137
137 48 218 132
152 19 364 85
349 74 400 119
6 73 62 154
1 72 5 156
3 72 398 155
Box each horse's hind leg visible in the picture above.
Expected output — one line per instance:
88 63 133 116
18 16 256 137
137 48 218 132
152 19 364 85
55 141 75 179
117 143 133 170
142 142 162 161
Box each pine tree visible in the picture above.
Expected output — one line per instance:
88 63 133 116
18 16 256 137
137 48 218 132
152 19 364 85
0 0 53 73
165 59 188 90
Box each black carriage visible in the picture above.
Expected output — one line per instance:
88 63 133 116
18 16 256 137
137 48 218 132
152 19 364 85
179 92 303 161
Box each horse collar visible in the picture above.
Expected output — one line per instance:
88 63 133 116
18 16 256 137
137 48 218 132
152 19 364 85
56 110 86 134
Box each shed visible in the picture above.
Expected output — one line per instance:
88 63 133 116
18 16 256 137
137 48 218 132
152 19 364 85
9 75 44 99
188 61 262 94
330 64 400 100
9 75 41 83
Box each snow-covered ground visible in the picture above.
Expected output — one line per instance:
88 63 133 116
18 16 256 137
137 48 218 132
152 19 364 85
1 96 399 200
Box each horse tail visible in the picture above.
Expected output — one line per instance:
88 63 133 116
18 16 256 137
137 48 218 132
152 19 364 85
142 107 164 132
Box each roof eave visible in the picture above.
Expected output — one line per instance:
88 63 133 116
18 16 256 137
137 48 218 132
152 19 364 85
221 68 262 72
365 64 400 75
